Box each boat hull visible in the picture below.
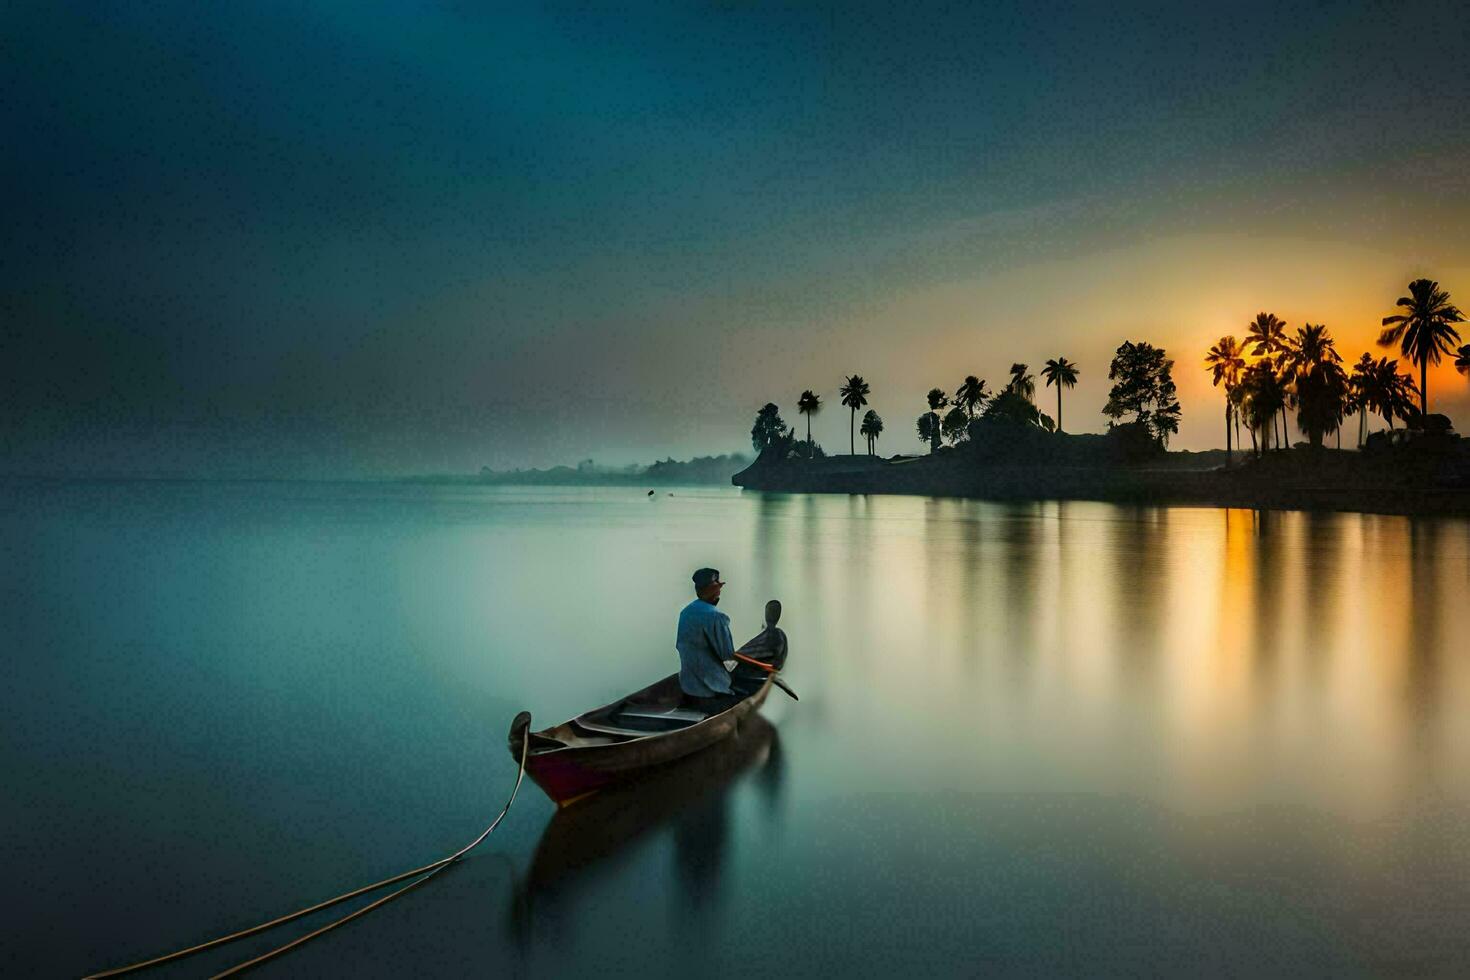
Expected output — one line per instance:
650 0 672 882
510 674 773 805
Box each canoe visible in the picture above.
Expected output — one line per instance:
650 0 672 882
506 672 774 806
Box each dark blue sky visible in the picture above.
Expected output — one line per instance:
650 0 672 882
5 1 1468 475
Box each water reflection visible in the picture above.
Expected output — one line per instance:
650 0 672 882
999 503 1041 691
1299 511 1342 687
513 715 783 941
7 481 1470 976
1247 509 1282 694
1407 519 1443 736
956 500 984 677
1108 506 1168 696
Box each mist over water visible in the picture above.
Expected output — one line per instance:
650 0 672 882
3 481 1469 976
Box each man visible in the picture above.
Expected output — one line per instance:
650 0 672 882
676 567 739 712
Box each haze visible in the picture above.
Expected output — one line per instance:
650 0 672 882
5 2 1468 477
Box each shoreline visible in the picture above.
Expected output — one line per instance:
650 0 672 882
732 450 1470 517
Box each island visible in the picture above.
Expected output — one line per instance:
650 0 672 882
733 422 1470 516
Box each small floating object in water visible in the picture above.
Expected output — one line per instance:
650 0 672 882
647 490 655 496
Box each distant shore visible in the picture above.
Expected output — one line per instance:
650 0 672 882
732 445 1470 517
406 453 751 487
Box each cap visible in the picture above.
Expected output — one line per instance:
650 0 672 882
692 567 722 589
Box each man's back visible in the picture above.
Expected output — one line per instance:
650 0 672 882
676 597 735 697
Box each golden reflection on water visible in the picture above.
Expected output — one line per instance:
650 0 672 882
750 496 1470 819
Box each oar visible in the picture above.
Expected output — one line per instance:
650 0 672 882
733 652 799 701
771 675 799 701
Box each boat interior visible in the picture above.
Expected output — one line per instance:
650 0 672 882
527 674 740 752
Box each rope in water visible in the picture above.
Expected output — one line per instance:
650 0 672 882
86 726 530 978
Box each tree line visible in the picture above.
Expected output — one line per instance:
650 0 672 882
752 278 1468 461
1205 279 1467 461
752 343 1173 458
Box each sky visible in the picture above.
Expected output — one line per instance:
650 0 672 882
4 1 1469 477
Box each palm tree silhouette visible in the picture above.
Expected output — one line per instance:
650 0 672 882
796 390 822 449
1361 356 1419 430
1229 385 1251 455
839 375 871 456
954 376 988 419
923 387 948 453
860 409 884 455
916 412 938 450
1006 363 1036 401
1246 312 1289 449
1040 357 1079 433
1283 324 1347 449
1348 353 1375 447
1382 359 1420 429
1379 279 1464 417
941 405 969 445
1205 336 1246 463
1246 312 1287 357
1238 362 1285 458
1456 344 1470 377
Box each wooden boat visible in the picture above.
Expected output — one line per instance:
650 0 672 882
507 672 773 806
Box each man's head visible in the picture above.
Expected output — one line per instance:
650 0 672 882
692 567 724 604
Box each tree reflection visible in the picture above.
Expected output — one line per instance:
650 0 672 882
1249 509 1283 689
1406 518 1444 745
1108 506 1168 691
1300 511 1343 685
999 502 1042 690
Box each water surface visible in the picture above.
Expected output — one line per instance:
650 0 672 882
3 481 1469 976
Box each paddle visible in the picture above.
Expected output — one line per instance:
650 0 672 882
731 599 799 700
731 651 798 701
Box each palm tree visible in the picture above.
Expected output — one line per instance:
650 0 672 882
1384 360 1420 428
1246 312 1289 448
954 375 988 419
1006 363 1035 401
838 375 871 456
1348 353 1374 447
1238 362 1285 458
1362 357 1419 430
1246 311 1287 359
1456 344 1470 377
1040 357 1079 434
916 412 938 450
1357 356 1390 433
922 387 948 453
1205 336 1246 464
796 390 822 449
941 405 969 445
1284 324 1347 449
860 409 884 455
1379 278 1464 417
1230 384 1253 455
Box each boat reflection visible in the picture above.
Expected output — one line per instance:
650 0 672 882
511 714 783 940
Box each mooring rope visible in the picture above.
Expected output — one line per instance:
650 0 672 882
85 724 530 978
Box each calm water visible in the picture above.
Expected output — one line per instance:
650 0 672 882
4 480 1470 977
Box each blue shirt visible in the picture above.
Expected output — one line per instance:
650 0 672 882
676 598 735 696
